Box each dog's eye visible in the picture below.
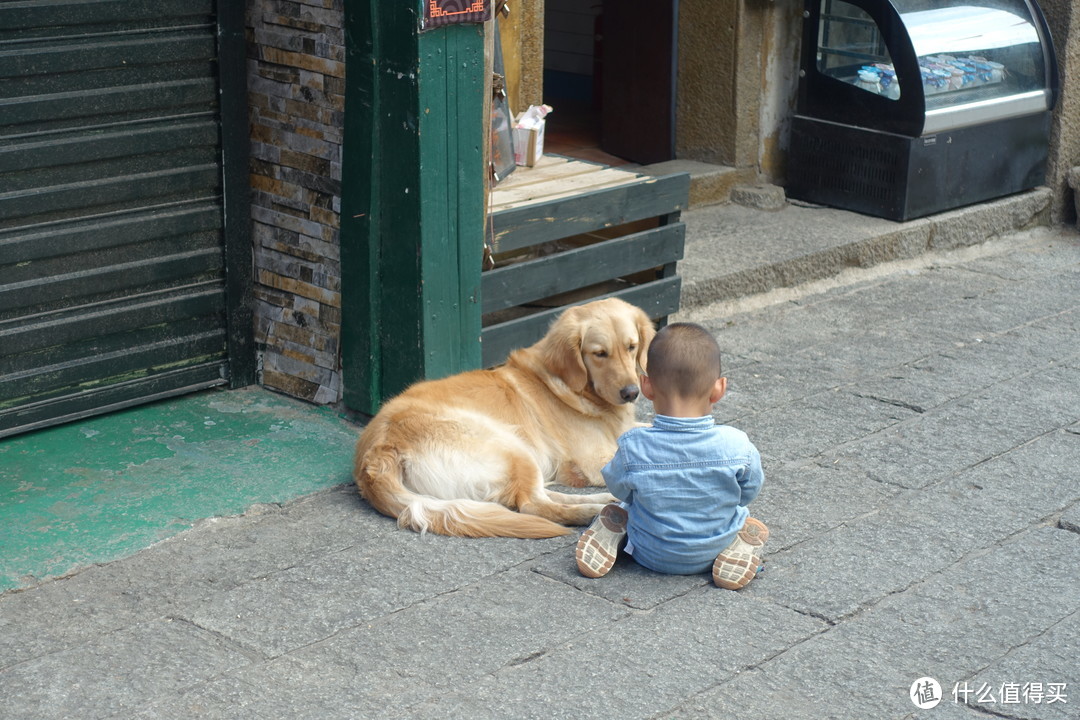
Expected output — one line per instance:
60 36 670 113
628 344 637 353
594 350 608 359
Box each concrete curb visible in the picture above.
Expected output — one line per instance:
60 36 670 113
677 187 1053 309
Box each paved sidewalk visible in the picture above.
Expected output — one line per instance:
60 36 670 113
2 225 1078 719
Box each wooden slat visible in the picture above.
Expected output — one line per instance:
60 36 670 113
481 223 685 313
488 156 641 209
489 155 596 191
489 168 651 212
493 153 573 178
490 172 690 254
481 277 682 367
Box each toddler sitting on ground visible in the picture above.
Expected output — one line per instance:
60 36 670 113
575 322 768 589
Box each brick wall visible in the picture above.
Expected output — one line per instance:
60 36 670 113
246 0 346 404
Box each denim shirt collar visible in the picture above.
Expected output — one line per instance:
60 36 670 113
651 414 716 431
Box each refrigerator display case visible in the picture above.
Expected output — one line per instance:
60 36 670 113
786 0 1058 220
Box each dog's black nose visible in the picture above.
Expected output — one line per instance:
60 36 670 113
620 385 639 403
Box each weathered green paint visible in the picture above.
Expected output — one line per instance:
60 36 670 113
417 25 485 389
0 388 359 594
489 173 691 254
481 223 686 313
340 5 484 416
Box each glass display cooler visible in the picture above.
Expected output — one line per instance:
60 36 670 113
786 0 1059 221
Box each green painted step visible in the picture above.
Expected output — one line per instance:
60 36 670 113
0 387 360 594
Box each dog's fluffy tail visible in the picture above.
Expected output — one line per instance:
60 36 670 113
355 439 571 539
396 496 572 538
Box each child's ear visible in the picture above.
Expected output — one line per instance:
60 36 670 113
640 373 655 401
710 377 728 404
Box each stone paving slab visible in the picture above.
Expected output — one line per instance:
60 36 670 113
754 429 1080 622
141 568 633 719
183 531 572 658
964 610 1079 720
664 525 1080 719
830 365 1080 490
0 485 377 668
849 325 1072 419
750 461 902 552
531 542 711 610
737 388 918 463
4 618 257 720
402 587 828 720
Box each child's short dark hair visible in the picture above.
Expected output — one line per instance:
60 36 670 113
646 322 722 399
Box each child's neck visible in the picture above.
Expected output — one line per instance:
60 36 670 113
651 395 714 418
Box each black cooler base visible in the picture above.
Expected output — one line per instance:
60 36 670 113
785 112 1050 222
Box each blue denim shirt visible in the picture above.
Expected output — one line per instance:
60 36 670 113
601 414 764 575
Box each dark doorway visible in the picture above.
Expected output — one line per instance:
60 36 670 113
542 0 678 166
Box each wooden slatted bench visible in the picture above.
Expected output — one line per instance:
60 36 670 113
482 156 690 367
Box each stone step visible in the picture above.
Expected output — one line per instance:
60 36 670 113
639 160 752 208
675 186 1054 310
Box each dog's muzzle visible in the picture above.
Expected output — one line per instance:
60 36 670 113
619 385 640 403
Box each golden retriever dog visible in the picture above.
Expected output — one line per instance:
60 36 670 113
354 297 655 538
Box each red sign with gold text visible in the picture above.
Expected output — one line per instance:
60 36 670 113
423 0 490 28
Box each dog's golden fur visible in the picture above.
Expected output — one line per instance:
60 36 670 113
354 298 655 538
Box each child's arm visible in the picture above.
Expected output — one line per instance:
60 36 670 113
737 444 764 507
601 448 634 503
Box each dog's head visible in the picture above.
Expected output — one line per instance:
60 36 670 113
539 298 655 406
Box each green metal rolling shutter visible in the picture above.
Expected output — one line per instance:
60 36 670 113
0 0 252 438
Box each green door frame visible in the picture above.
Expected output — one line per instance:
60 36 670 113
340 4 485 416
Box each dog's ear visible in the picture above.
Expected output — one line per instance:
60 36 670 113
540 308 589 392
636 311 657 375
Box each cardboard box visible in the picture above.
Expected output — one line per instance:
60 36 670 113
513 116 545 167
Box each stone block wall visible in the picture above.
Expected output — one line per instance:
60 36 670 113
246 0 346 404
